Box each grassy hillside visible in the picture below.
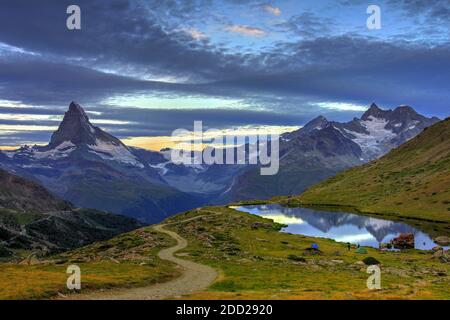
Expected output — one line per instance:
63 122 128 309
2 206 448 300
0 227 179 299
295 118 450 223
166 207 450 299
0 169 142 256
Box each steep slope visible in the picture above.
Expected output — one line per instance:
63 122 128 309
0 102 203 223
333 103 439 161
49 102 125 149
298 118 450 223
219 125 364 202
0 169 72 213
0 169 142 256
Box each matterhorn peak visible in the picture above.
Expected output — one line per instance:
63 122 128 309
68 101 89 118
48 102 98 147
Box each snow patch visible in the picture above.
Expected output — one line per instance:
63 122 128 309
7 141 77 160
149 161 170 175
88 139 144 168
408 120 419 130
34 141 77 159
345 116 396 159
20 164 53 169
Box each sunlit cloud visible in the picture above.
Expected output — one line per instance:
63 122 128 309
103 95 249 110
0 42 39 56
314 102 368 112
0 100 36 109
90 119 135 125
263 4 281 16
0 114 62 121
181 27 207 40
225 24 266 37
0 113 132 125
0 125 57 131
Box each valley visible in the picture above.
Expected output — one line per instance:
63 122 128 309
0 206 449 300
0 102 439 223
0 102 448 300
0 169 142 257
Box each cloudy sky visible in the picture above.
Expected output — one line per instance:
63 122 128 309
0 0 449 149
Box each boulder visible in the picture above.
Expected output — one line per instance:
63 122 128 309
251 222 273 230
432 246 443 252
331 259 344 264
434 236 450 246
433 249 450 263
390 233 414 249
433 250 444 259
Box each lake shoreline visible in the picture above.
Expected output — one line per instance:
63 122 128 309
232 198 450 239
233 203 450 250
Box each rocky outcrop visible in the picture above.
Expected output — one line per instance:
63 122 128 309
390 233 415 249
432 247 450 263
434 236 450 246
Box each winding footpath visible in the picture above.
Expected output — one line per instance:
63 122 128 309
65 216 218 300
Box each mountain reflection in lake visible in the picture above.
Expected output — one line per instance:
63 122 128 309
235 204 444 250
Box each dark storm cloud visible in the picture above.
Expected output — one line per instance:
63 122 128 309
0 131 53 146
0 0 256 81
0 55 185 106
0 106 62 115
1 31 449 117
0 0 449 147
213 36 450 116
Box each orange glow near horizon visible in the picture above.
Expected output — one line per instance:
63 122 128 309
1 125 300 152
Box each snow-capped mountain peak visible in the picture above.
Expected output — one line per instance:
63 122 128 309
50 101 98 147
361 103 390 121
334 104 440 160
302 115 329 133
7 102 144 168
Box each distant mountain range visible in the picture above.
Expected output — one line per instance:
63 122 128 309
0 102 439 222
0 103 204 223
217 103 439 202
0 169 142 256
298 117 450 223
